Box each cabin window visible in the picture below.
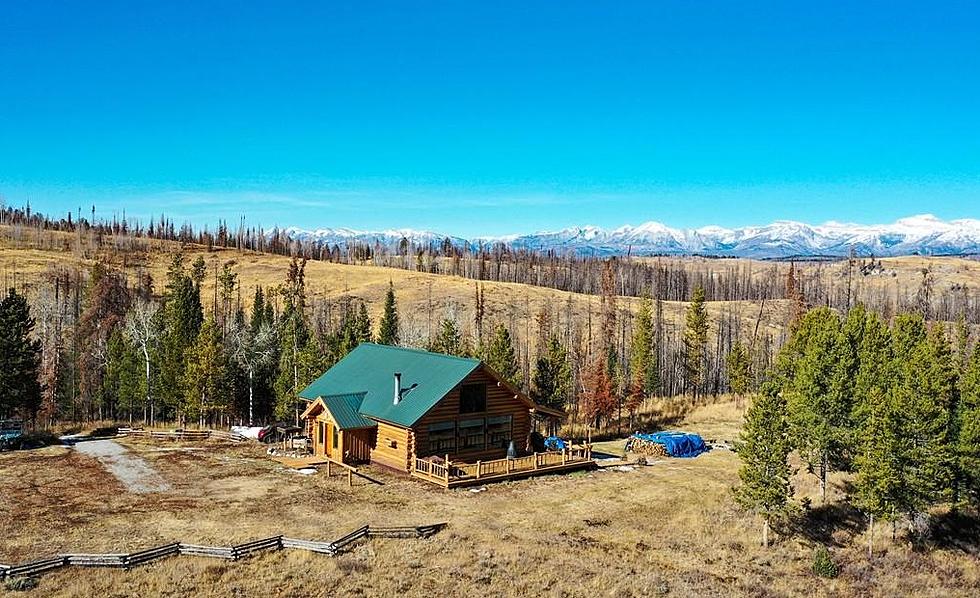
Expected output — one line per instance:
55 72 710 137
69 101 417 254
318 422 325 446
459 383 487 414
457 418 486 451
426 421 456 454
487 415 512 449
332 426 339 450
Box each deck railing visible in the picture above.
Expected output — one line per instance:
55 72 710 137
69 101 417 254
413 447 591 486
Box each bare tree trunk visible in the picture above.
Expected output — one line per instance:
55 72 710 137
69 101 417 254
248 368 254 426
868 513 874 558
820 453 828 503
763 517 770 548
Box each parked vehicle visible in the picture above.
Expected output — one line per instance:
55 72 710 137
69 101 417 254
258 423 302 444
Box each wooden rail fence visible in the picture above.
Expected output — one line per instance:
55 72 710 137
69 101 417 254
0 524 446 580
117 428 248 443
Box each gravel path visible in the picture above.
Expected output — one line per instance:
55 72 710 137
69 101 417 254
72 439 171 493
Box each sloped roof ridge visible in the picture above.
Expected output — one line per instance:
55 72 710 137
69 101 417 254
358 342 481 364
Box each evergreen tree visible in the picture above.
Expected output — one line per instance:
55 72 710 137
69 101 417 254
727 340 752 404
954 315 971 375
274 258 310 420
431 318 464 356
103 328 143 423
377 281 400 345
628 294 658 412
683 286 709 397
158 254 204 419
959 340 980 507
274 305 308 419
782 307 851 503
733 383 793 548
356 302 372 343
854 386 903 557
851 312 893 457
250 286 268 334
0 288 43 422
181 318 230 426
894 325 958 517
531 335 572 410
484 324 520 388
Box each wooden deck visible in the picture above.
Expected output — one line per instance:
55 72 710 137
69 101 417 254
412 448 594 488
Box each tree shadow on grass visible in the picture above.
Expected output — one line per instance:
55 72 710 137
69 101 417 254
927 510 980 555
790 501 866 547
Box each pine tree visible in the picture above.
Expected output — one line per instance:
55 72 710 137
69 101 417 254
181 318 230 427
734 383 793 548
959 340 980 507
0 288 43 422
274 309 308 420
157 254 204 420
727 340 752 405
782 307 851 503
894 324 958 517
377 281 400 345
103 328 143 423
627 294 657 417
683 286 709 398
484 324 520 388
531 335 572 410
851 312 893 458
854 386 903 557
250 286 268 334
431 318 463 356
274 259 309 420
355 302 372 344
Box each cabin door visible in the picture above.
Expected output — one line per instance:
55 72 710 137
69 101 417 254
325 423 336 459
317 422 327 456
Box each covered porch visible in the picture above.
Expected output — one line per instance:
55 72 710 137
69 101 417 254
300 394 376 464
412 447 594 488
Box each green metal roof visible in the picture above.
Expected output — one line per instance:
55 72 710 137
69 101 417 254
299 343 481 427
320 393 375 430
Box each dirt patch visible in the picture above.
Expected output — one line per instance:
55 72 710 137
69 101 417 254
72 440 170 494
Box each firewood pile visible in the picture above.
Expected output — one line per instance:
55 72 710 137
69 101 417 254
623 436 669 457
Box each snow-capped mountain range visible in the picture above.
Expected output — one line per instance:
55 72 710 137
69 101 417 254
282 215 980 259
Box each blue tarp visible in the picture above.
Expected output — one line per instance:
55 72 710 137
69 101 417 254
626 431 708 458
543 436 568 451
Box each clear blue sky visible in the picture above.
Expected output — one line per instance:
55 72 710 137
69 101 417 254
2 1 979 235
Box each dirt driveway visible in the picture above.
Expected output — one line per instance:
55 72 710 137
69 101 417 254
72 439 171 493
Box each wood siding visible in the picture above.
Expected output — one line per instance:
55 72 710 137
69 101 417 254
304 406 375 464
371 420 414 471
341 428 374 463
413 366 532 463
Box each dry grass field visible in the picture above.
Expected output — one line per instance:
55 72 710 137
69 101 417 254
0 227 792 351
2 401 978 597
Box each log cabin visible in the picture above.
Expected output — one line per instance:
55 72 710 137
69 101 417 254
298 343 586 485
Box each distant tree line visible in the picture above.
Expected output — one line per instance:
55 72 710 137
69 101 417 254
1 202 978 437
3 201 978 324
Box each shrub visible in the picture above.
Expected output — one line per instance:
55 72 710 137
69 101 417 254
4 577 40 592
812 546 839 579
